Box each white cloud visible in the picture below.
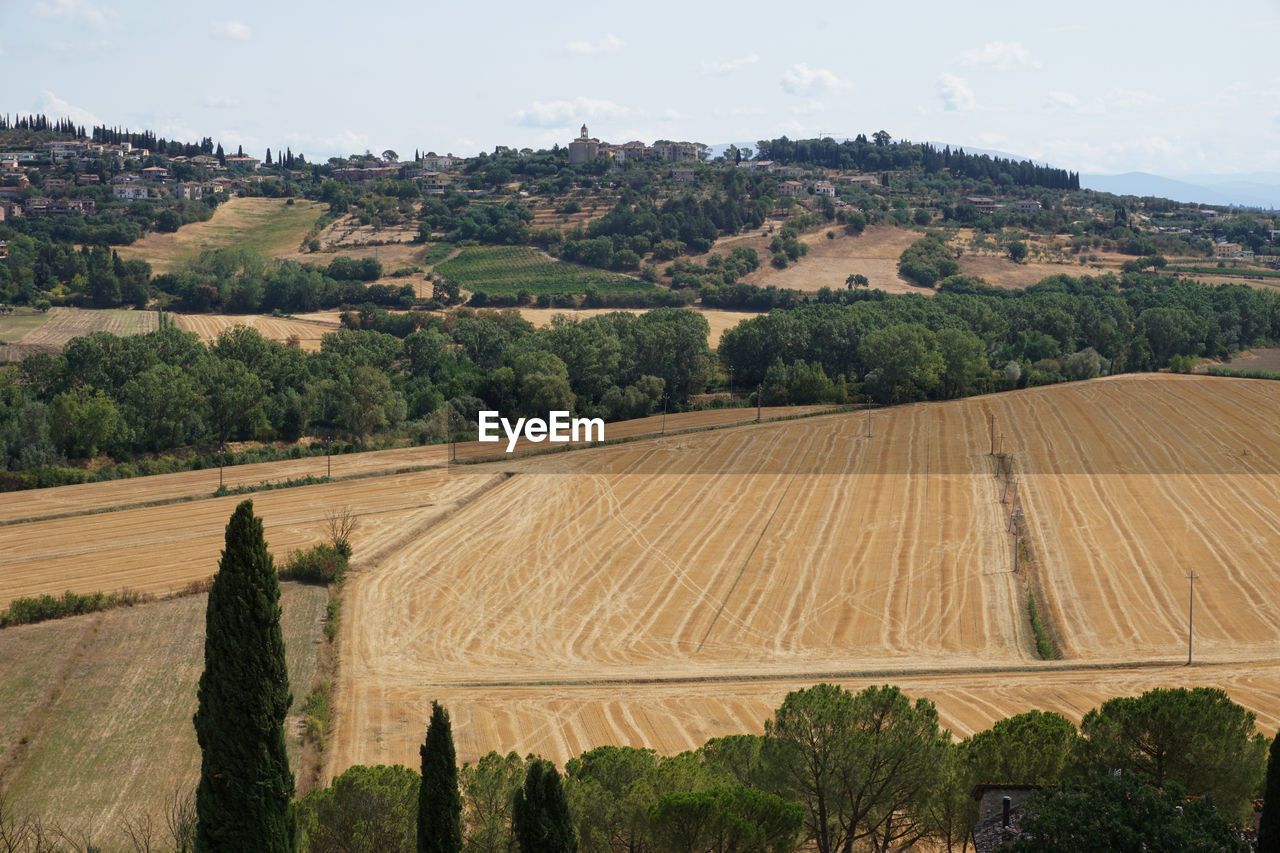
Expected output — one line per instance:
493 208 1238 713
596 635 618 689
205 95 239 109
1109 88 1159 109
661 109 688 121
1045 91 1079 110
958 41 1040 71
780 63 849 95
791 99 827 116
565 34 623 55
937 74 976 111
702 54 759 75
34 0 119 31
36 90 102 127
514 97 628 128
212 21 252 40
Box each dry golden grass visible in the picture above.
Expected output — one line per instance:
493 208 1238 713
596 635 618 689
513 307 754 348
174 312 339 352
114 197 325 274
0 584 328 847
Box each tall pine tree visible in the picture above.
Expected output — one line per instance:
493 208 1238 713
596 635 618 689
512 759 576 853
417 701 462 853
1261 733 1280 852
194 500 296 852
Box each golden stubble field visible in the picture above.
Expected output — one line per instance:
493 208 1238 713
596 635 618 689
173 312 340 352
0 584 328 848
326 374 1280 770
0 407 825 606
5 378 1280 792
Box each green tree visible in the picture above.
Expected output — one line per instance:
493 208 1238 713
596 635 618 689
201 357 265 446
1011 774 1248 853
1007 240 1029 263
418 701 462 853
512 759 577 853
935 327 989 399
1078 686 1268 818
297 764 420 853
1259 733 1280 852
648 786 803 853
859 324 943 404
564 745 660 853
194 500 295 852
48 387 119 458
461 751 528 853
965 710 1079 785
764 683 948 853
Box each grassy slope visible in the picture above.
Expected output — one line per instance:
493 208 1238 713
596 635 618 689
0 583 328 847
0 311 52 343
114 197 326 274
435 245 652 294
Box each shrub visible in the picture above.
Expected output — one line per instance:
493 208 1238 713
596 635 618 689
279 544 348 585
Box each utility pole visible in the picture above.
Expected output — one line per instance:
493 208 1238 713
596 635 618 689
989 412 996 455
866 403 872 438
756 383 762 422
1186 570 1199 665
661 395 668 435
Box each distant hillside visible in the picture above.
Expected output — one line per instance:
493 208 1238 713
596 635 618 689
1081 172 1280 210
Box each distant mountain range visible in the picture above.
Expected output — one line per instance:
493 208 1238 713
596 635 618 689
1079 172 1280 210
707 140 1280 211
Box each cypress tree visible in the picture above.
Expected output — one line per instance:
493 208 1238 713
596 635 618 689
512 759 576 853
1261 733 1280 852
417 700 462 853
194 500 295 852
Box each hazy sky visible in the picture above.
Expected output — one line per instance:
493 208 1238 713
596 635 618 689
6 0 1279 176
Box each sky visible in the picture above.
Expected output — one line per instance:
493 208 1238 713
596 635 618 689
5 0 1280 177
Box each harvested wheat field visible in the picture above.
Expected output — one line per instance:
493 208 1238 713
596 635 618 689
0 308 158 362
326 374 1280 769
985 374 1280 662
0 468 506 607
513 306 757 348
174 311 340 351
329 401 1030 771
115 197 325 273
0 583 328 847
0 406 817 528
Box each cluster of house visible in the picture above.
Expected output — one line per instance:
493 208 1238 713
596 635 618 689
0 138 287 218
964 196 1043 214
327 154 461 194
1213 240 1254 260
567 126 699 166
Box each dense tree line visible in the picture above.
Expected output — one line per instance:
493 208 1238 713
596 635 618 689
4 273 1279 485
756 135 1080 191
720 273 1280 402
279 683 1270 852
0 306 713 485
149 249 413 313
